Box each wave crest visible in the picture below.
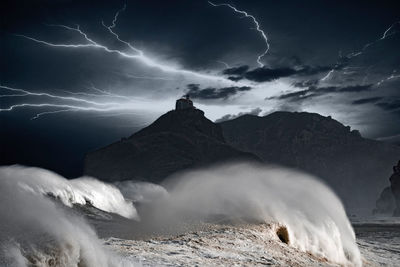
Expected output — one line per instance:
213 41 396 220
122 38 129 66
0 165 137 219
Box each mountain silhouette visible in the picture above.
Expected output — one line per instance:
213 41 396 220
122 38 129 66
219 111 400 212
84 107 258 183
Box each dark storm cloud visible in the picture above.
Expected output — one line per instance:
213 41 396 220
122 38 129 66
215 107 262 123
244 67 298 82
352 97 383 105
227 76 244 82
186 84 252 100
376 99 400 111
222 65 249 75
339 85 373 92
223 65 334 83
269 84 373 102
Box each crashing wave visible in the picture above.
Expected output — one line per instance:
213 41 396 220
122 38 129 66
0 166 138 267
0 163 362 266
0 165 137 219
144 163 362 266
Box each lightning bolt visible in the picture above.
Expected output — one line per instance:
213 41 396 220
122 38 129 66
347 21 400 58
320 21 400 82
101 4 143 56
31 109 76 120
0 85 118 106
0 103 112 112
216 60 231 69
84 84 132 100
381 21 400 39
208 1 270 67
59 87 131 100
0 85 155 119
320 69 335 82
376 70 400 86
5 3 262 119
15 6 241 84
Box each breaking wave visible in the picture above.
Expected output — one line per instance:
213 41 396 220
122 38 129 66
0 165 137 219
0 165 138 267
0 163 362 266
148 163 362 266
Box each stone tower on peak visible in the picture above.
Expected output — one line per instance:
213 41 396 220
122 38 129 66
175 95 195 110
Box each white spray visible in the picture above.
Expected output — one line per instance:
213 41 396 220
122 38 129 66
0 163 363 266
0 165 138 219
0 165 139 267
148 163 362 266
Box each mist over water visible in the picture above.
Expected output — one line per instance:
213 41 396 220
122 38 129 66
0 163 362 266
114 181 169 204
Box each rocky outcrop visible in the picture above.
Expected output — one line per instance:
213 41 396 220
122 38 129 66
390 160 400 216
219 112 400 211
373 186 396 215
373 161 400 216
84 108 259 183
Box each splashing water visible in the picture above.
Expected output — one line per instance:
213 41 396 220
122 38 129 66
0 165 138 219
0 166 139 267
114 181 169 204
143 163 363 266
0 163 362 266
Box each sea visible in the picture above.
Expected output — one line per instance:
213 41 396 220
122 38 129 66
0 164 399 267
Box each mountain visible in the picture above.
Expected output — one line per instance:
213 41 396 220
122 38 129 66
84 108 258 183
85 105 399 213
219 111 400 212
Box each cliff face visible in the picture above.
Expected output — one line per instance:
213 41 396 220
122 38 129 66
84 109 258 183
219 112 400 212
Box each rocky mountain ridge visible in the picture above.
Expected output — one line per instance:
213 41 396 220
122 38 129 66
84 108 258 183
219 112 400 212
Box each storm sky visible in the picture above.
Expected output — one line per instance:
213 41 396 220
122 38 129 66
1 0 399 176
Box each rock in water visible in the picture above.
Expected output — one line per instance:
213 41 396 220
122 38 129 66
84 108 258 183
373 186 396 215
390 160 400 216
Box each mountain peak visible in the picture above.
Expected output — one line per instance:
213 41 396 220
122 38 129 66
131 108 224 141
84 104 258 182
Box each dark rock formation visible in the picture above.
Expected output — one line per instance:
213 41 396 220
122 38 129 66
84 108 258 183
219 111 400 211
373 186 396 215
390 161 400 216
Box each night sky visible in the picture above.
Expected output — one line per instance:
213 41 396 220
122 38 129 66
1 0 399 177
